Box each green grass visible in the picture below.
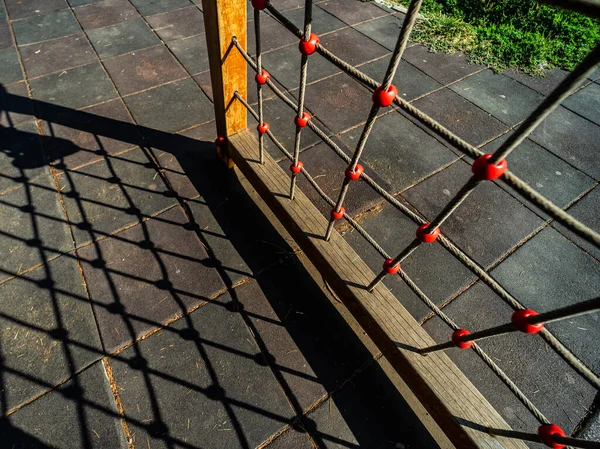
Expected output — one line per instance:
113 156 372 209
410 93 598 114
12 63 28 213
387 0 600 75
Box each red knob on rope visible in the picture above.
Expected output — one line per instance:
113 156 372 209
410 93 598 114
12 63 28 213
472 154 507 181
215 136 226 158
257 122 270 135
373 85 398 108
511 309 544 334
251 0 266 10
255 69 271 85
416 223 440 243
295 112 311 128
538 424 566 449
299 33 320 55
451 329 473 349
290 161 303 174
383 258 400 275
330 207 345 221
345 164 364 181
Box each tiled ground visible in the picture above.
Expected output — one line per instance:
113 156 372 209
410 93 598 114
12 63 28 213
0 0 598 447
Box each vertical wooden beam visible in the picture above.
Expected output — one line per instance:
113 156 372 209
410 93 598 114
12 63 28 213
202 0 247 141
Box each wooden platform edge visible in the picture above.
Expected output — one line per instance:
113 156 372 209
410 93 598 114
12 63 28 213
228 129 528 449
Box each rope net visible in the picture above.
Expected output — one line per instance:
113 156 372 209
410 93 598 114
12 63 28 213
230 0 600 447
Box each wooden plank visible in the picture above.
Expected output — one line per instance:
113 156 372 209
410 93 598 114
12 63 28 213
228 129 528 449
201 0 247 138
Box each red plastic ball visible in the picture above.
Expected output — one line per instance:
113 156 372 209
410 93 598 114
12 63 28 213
538 424 566 449
290 161 304 174
294 112 311 128
372 84 398 108
345 164 364 181
299 33 320 55
416 223 440 243
214 136 226 148
251 0 266 9
511 309 544 334
330 207 345 221
451 329 473 349
471 153 508 181
257 122 270 134
255 69 271 85
383 258 400 275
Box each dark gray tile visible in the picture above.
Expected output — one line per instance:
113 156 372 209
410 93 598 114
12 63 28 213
19 32 96 79
449 70 545 126
146 5 204 42
412 88 508 147
0 175 73 282
86 18 161 59
124 77 213 133
562 82 600 126
129 0 192 16
56 148 177 247
1 361 128 448
73 0 139 30
353 14 404 51
0 19 13 50
529 106 600 179
193 70 212 101
69 0 106 5
282 6 346 34
403 159 545 268
318 26 389 69
262 426 314 448
340 110 457 192
403 44 482 85
423 280 596 435
12 9 80 46
0 47 23 84
504 67 569 96
0 2 7 20
577 409 600 442
79 206 226 352
317 0 387 26
29 62 118 110
109 294 294 448
103 44 188 95
553 186 600 261
0 254 102 411
167 33 209 75
5 0 67 20
246 14 298 55
0 81 34 127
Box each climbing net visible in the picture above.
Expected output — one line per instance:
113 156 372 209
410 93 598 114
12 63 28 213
228 0 600 447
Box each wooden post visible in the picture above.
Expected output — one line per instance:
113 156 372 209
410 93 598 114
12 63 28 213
202 0 247 165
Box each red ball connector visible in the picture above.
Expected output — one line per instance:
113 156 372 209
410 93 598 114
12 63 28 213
538 424 566 449
257 122 270 134
295 112 311 128
251 0 266 10
255 69 271 85
345 164 364 181
383 258 400 275
511 309 544 334
416 223 440 243
451 329 473 349
290 161 304 174
472 154 507 180
330 207 345 220
373 85 398 108
299 33 320 55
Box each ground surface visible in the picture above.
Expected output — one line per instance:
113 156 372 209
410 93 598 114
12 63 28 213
0 0 599 448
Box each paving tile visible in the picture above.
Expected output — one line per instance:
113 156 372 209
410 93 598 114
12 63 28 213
282 6 346 34
41 98 141 171
29 62 118 111
577 409 600 442
305 363 439 449
317 0 387 26
0 47 23 85
340 110 457 192
19 32 96 79
103 44 187 96
449 70 545 126
129 0 193 16
166 33 208 75
69 0 105 5
553 186 600 262
12 9 80 46
5 0 67 20
529 105 600 180
504 67 569 96
304 73 373 133
422 280 596 435
79 206 226 352
73 0 139 30
86 18 161 59
403 44 482 85
146 5 204 42
318 26 389 69
124 77 213 133
56 148 178 247
0 81 34 127
262 426 314 448
0 175 73 282
0 121 49 194
0 19 13 50
109 294 294 448
0 253 103 410
353 14 405 51
0 2 6 20
193 70 212 101
403 160 545 268
562 82 600 126
482 133 596 210
412 88 508 147
246 14 298 55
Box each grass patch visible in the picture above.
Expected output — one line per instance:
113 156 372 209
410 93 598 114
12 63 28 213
386 0 600 75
